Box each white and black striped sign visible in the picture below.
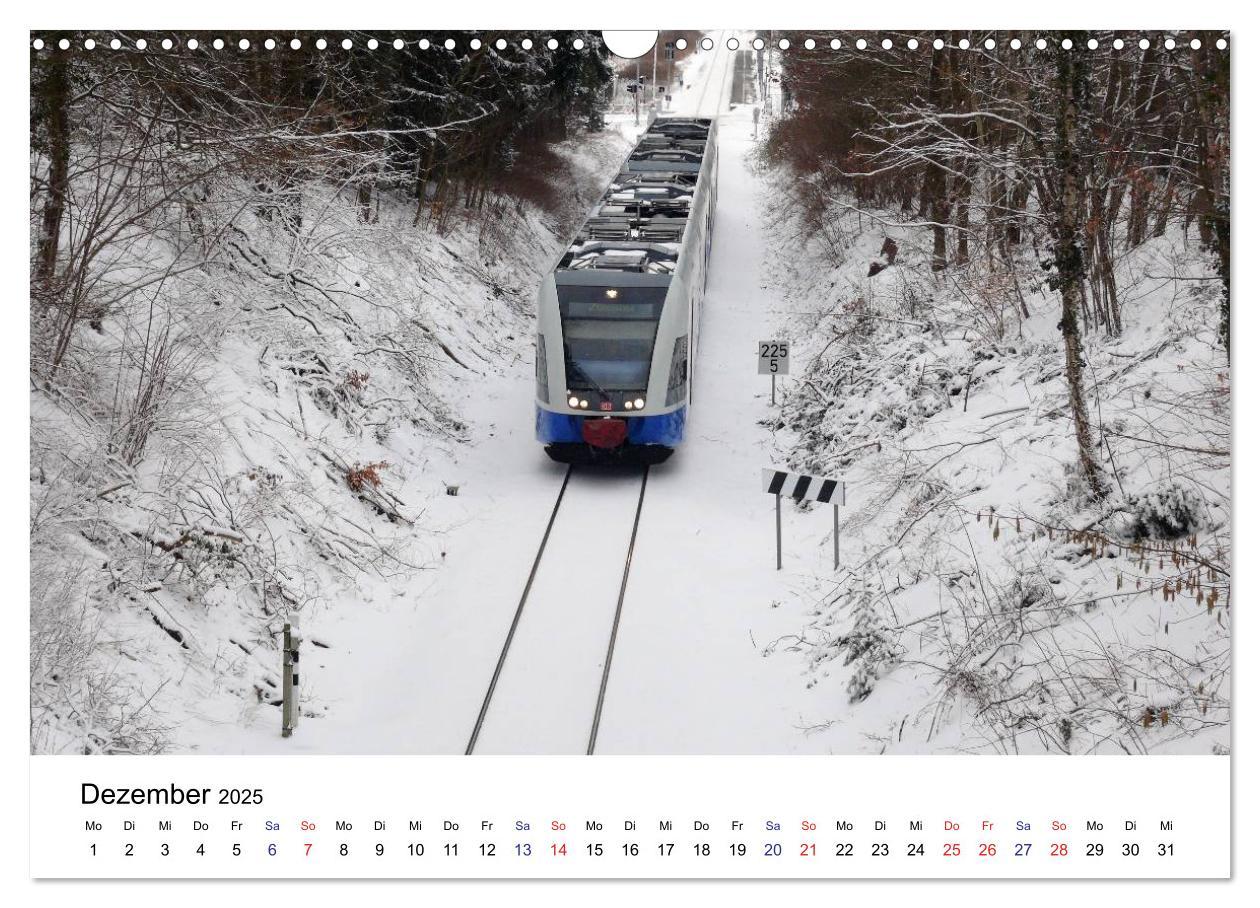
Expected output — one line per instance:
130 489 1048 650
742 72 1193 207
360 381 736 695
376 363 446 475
762 468 844 504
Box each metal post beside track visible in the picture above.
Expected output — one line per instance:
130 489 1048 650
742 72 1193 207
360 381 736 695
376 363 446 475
833 504 839 570
839 481 847 569
775 492 782 571
763 469 846 573
281 622 298 738
635 60 641 126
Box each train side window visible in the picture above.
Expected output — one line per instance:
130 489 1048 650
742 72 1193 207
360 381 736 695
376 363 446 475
666 335 688 406
535 333 549 403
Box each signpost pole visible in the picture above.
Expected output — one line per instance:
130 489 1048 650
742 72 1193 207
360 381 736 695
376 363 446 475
764 468 846 574
652 41 658 114
291 630 300 732
775 493 782 571
667 44 675 111
771 372 776 406
833 504 840 570
281 623 294 738
635 61 641 126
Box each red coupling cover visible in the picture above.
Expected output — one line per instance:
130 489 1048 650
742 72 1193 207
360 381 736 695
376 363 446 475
582 417 628 449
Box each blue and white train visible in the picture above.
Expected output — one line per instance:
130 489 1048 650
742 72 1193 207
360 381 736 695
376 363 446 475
534 117 718 464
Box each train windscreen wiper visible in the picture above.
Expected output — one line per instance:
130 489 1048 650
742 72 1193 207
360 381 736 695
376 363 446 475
564 356 613 401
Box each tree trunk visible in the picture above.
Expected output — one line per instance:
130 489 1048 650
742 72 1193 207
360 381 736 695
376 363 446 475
1128 178 1148 247
1189 45 1230 360
955 170 972 266
1054 38 1106 499
36 53 70 287
1007 179 1029 246
924 48 950 272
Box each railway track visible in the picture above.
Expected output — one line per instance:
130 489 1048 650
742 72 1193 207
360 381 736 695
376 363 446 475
464 35 734 756
464 465 651 755
685 30 732 118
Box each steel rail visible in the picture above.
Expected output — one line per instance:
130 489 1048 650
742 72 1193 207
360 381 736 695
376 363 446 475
464 465 573 754
586 465 651 754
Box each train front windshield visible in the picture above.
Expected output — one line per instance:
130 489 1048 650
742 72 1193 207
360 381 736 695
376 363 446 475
558 286 666 392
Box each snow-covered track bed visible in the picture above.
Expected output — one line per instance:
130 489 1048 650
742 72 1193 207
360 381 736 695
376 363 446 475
684 30 736 118
464 466 651 755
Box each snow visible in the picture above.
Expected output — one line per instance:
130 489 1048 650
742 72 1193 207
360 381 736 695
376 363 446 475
33 30 1228 759
167 31 834 756
753 155 1230 755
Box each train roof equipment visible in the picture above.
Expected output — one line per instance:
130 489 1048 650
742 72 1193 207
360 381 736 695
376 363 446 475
555 117 713 286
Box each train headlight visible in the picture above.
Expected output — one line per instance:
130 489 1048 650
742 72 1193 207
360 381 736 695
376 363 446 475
604 288 619 300
634 398 645 409
624 401 634 410
579 399 589 409
568 396 580 408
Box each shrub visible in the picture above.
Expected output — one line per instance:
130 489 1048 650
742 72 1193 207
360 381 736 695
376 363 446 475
1124 482 1207 541
345 461 388 492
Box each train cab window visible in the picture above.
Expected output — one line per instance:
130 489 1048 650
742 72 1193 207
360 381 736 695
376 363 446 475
557 286 666 392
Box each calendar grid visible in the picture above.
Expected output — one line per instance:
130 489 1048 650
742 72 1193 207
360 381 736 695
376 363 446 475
31 755 1230 879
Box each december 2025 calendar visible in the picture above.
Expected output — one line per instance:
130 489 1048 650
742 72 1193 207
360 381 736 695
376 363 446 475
26 11 1233 889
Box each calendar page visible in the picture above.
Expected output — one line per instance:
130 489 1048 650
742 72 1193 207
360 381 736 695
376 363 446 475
23 2 1236 897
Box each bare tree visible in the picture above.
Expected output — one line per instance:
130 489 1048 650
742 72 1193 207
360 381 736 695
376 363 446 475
1050 36 1107 498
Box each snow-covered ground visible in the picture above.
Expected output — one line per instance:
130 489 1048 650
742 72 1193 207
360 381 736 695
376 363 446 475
754 143 1231 755
31 96 636 755
165 30 841 756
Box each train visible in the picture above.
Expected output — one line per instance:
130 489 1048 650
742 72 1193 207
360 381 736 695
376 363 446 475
534 116 718 464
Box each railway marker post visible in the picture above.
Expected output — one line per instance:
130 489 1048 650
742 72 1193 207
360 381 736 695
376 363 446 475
666 42 675 111
281 622 300 738
758 340 789 405
763 468 846 571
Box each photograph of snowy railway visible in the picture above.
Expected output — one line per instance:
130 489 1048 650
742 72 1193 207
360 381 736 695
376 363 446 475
30 30 1230 757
